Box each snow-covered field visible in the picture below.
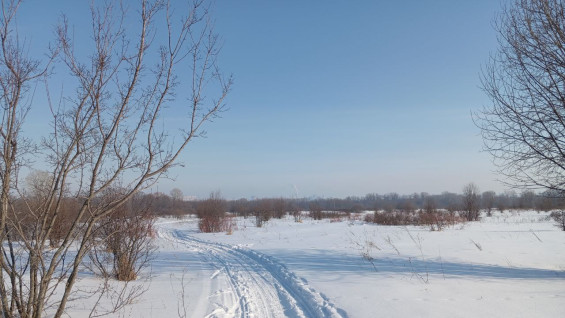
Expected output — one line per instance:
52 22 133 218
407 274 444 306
71 210 564 317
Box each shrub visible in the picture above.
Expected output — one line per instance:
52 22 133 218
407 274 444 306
89 194 156 281
309 202 323 220
370 211 417 225
418 211 453 231
550 211 565 231
253 199 273 227
197 193 227 233
292 206 303 223
368 210 465 230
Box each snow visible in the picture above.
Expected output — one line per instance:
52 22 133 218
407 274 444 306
68 211 565 317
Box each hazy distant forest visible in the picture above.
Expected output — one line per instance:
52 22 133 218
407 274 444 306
149 187 561 217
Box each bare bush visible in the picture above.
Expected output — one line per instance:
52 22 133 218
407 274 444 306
550 211 565 231
369 211 417 226
321 210 348 221
89 194 156 281
367 210 464 230
197 193 228 233
418 211 450 231
254 199 273 228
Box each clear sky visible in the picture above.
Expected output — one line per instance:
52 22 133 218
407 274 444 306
19 1 507 199
168 0 506 199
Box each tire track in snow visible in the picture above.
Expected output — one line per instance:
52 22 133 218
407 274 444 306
160 227 347 318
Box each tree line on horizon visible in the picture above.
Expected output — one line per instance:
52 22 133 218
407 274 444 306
147 185 565 218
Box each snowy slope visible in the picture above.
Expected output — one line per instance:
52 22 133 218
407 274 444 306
159 226 345 317
68 211 564 317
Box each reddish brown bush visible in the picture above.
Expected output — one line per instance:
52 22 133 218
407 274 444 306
367 210 465 229
197 193 228 233
419 211 449 231
369 211 417 225
90 194 156 281
254 199 273 227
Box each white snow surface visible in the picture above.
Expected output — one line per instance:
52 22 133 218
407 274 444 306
68 211 565 317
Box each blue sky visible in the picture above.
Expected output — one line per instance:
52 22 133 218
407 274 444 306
19 1 506 199
169 1 505 199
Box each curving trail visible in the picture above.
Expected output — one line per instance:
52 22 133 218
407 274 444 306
159 227 347 318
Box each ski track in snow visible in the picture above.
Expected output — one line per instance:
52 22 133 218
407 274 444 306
158 226 347 318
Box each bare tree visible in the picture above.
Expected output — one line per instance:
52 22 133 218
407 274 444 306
423 196 437 214
230 198 250 217
476 0 565 194
398 200 415 214
309 202 323 220
482 191 496 216
170 188 184 216
536 190 556 211
519 190 536 210
272 197 286 219
170 188 184 202
495 193 508 213
462 183 481 221
0 0 231 317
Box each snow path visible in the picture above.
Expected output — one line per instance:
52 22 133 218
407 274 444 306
158 227 347 318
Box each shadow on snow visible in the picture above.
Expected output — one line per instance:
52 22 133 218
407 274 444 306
265 249 564 280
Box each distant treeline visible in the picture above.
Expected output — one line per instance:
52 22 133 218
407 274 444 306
144 189 565 217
